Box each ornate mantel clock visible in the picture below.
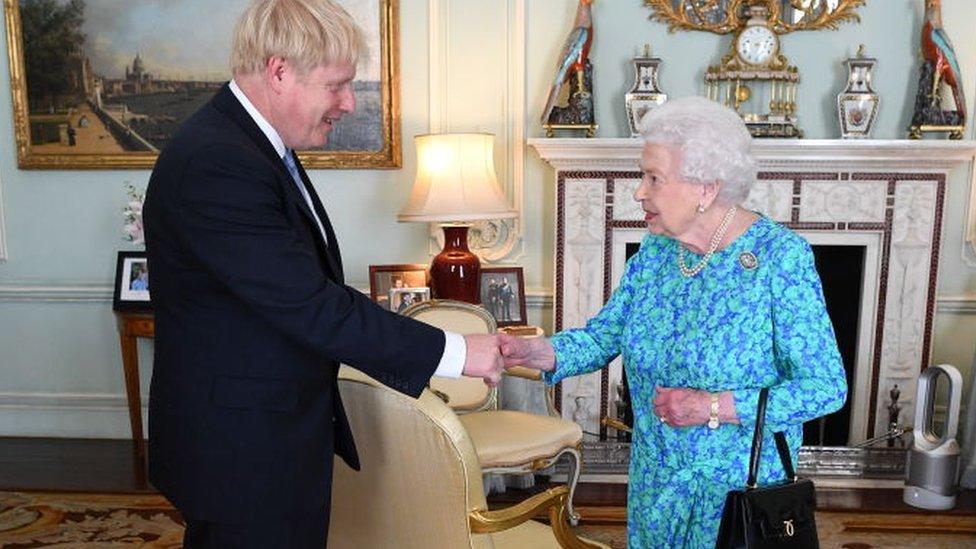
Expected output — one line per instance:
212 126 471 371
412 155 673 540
644 0 865 138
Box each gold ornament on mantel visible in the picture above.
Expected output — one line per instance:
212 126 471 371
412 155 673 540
643 0 866 138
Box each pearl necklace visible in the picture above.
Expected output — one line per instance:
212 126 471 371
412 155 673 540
677 205 738 278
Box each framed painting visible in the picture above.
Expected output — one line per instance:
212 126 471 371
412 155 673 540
3 0 400 169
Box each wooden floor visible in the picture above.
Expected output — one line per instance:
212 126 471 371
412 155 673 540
0 438 150 493
2 437 975 519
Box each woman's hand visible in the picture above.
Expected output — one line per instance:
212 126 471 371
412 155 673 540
654 387 740 427
498 333 556 372
654 387 709 427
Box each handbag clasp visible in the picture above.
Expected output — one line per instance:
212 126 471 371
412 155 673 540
783 519 795 537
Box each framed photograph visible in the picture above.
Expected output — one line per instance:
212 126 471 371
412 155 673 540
3 0 400 169
368 264 428 311
479 267 526 327
389 286 430 314
113 251 152 312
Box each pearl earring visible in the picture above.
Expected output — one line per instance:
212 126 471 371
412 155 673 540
697 204 707 214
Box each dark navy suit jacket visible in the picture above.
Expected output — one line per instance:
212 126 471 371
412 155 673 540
144 84 443 523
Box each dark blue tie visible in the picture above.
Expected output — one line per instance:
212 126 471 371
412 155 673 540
282 149 304 189
283 150 328 246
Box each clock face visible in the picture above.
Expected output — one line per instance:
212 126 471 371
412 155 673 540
736 25 777 66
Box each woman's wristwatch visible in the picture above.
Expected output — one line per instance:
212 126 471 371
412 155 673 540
707 393 720 429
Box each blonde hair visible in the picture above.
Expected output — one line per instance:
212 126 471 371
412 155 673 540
231 0 365 77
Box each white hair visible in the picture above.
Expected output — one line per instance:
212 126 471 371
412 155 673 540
638 97 756 204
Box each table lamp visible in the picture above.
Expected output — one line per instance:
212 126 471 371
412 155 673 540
398 133 516 303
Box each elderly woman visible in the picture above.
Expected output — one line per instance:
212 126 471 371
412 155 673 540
501 97 847 547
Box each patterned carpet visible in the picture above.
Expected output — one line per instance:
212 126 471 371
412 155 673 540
0 492 183 548
2 491 975 548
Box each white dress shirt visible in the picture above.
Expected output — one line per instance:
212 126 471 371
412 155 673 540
228 80 465 378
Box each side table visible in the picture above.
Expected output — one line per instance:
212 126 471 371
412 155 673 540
114 312 154 461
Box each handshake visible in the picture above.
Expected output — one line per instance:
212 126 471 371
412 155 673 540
459 333 556 386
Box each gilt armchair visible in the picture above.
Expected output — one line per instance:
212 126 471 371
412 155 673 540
328 367 606 548
401 300 584 524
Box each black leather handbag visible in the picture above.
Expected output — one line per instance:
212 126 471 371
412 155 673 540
715 388 819 549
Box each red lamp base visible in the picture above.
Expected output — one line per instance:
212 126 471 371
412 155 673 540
430 225 481 303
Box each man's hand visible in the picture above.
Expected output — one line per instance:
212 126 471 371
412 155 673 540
462 334 505 387
498 333 556 372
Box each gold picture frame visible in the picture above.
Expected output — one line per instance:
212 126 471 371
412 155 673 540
3 0 400 170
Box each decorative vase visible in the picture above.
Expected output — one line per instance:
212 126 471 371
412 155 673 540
625 44 667 137
429 224 480 303
837 45 880 139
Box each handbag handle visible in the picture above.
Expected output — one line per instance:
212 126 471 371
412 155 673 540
774 431 798 482
746 387 798 488
746 388 769 488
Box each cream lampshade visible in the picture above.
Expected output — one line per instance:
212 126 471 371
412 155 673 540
398 133 516 303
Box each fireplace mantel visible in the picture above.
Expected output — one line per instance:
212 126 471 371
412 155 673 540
529 138 976 171
530 138 975 456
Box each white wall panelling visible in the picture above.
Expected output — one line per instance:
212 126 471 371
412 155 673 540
0 392 144 438
0 283 110 301
426 0 525 263
0 167 6 260
965 161 976 265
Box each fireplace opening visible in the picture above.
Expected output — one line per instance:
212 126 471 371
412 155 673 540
617 242 865 446
806 244 865 446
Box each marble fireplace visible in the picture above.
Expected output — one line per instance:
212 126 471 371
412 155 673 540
530 138 975 474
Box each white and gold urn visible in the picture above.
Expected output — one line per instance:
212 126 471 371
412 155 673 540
837 45 880 139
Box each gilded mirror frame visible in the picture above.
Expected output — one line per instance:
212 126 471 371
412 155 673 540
643 0 865 34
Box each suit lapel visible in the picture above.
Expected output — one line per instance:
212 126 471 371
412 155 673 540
210 84 343 282
211 85 290 178
289 152 345 283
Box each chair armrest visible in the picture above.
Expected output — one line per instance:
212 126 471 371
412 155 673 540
469 486 566 534
501 365 561 417
469 486 603 548
601 417 632 434
503 366 543 381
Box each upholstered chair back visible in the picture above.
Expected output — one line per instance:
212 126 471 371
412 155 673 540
402 300 497 412
328 367 494 549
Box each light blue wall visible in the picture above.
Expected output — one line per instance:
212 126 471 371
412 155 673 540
0 0 973 437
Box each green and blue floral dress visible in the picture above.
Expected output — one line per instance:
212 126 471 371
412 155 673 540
546 216 847 548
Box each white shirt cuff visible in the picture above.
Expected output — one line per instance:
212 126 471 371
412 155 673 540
433 331 466 378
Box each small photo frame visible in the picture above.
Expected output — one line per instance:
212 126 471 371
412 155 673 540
389 287 431 314
479 267 526 327
113 251 152 312
369 264 429 311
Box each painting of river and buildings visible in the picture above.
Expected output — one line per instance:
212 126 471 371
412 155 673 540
6 0 396 168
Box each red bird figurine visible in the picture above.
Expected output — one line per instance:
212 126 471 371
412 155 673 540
921 0 966 120
541 0 595 125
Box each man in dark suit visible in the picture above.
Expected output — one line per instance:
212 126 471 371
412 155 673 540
143 1 504 547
